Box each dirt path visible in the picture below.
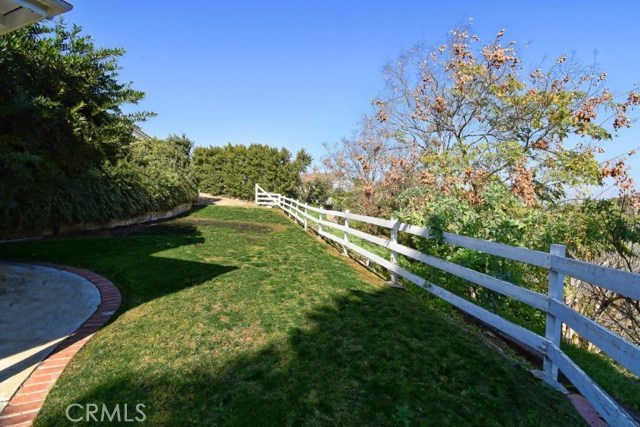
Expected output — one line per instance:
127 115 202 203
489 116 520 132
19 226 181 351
196 193 257 207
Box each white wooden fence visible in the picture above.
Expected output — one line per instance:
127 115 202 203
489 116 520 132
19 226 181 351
255 184 640 426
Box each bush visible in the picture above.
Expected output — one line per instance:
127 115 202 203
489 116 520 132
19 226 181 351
0 21 195 235
192 144 311 200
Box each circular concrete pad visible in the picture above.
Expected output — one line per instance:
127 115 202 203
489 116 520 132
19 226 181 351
0 261 101 411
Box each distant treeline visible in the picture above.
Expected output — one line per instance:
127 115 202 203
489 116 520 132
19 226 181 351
192 144 311 200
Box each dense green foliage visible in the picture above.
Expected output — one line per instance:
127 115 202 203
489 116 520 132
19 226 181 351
49 134 198 229
300 175 333 206
0 206 582 426
0 22 195 235
395 184 638 329
192 144 311 200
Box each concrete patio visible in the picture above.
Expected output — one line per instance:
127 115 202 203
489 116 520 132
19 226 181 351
0 262 100 413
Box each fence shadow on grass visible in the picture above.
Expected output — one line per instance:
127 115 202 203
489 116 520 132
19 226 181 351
36 288 583 427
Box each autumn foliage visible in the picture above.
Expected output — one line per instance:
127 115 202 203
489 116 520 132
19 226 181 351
327 26 639 211
324 25 640 347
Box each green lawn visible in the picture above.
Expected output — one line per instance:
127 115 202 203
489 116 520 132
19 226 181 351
0 206 583 426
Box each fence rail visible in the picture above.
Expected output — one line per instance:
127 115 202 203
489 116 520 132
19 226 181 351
255 184 640 426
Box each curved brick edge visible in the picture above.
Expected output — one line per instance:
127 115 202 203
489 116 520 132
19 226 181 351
0 262 121 427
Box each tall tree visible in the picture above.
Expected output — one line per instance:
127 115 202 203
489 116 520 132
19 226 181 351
324 24 640 344
0 21 201 235
372 26 639 206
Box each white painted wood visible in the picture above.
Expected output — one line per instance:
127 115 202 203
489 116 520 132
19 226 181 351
295 205 316 225
321 208 347 219
281 201 304 225
303 209 319 224
304 204 323 214
318 229 425 285
424 280 547 351
317 217 344 231
344 222 389 247
328 229 546 350
546 344 639 427
39 0 74 15
549 299 640 377
387 240 549 311
347 212 395 228
544 244 566 383
550 255 640 300
343 210 350 256
13 0 47 17
256 189 276 206
286 201 314 220
290 209 304 225
304 205 308 230
399 223 551 268
317 218 388 247
255 185 281 207
320 227 546 347
390 219 399 285
283 199 304 216
0 4 40 35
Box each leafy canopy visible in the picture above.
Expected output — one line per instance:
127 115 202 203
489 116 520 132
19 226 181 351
373 26 640 205
0 21 197 234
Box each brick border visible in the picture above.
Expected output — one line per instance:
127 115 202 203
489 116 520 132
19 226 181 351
0 262 121 427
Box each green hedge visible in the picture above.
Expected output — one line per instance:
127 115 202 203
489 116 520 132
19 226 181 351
192 144 311 200
0 22 196 236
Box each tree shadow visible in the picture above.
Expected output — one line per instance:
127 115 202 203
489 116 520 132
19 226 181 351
36 288 583 426
1 219 237 314
0 220 237 387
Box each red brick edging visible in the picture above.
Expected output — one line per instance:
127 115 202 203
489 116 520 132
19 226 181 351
0 262 121 427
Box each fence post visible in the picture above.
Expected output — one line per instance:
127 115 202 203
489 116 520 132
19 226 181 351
255 183 258 205
543 243 566 384
343 210 350 256
318 211 323 237
390 218 401 287
303 204 308 230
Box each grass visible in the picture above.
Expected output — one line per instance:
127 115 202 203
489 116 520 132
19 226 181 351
315 212 640 413
0 206 584 426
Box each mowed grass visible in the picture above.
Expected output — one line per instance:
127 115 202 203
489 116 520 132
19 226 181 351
0 206 583 426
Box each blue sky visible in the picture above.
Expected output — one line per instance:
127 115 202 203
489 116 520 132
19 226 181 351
64 0 640 181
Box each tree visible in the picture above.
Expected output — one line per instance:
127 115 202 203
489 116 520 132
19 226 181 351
325 24 640 347
301 174 332 206
0 21 198 235
323 116 418 216
372 26 639 206
192 144 311 200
